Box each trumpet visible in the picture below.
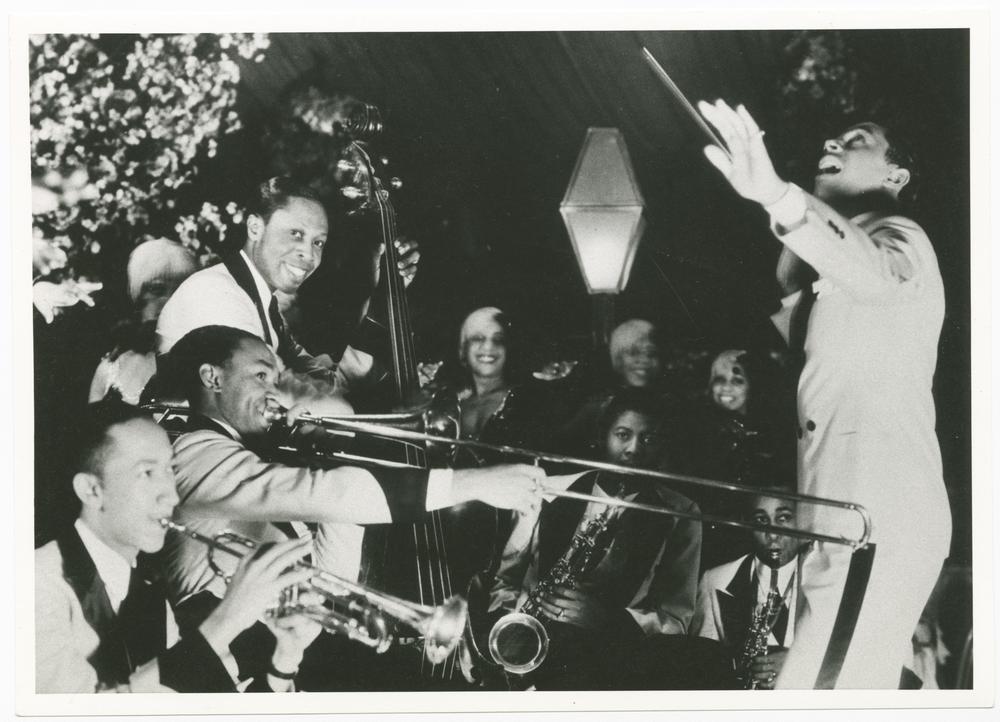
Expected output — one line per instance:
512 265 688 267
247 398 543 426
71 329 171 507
160 519 468 663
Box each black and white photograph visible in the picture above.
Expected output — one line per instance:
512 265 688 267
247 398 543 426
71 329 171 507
9 4 995 718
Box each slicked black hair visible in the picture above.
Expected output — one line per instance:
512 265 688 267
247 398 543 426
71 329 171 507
246 176 324 223
847 121 921 205
73 399 154 477
880 124 921 205
159 325 262 404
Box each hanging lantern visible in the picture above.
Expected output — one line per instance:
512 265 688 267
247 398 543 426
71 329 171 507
559 127 646 343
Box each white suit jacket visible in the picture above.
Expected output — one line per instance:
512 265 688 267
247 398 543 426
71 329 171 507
769 186 950 550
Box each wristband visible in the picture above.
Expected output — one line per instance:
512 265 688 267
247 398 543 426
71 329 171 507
268 662 299 680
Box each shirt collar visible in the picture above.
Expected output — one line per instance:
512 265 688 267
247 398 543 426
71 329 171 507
205 414 243 442
589 476 639 502
240 249 275 305
753 554 797 593
75 518 133 614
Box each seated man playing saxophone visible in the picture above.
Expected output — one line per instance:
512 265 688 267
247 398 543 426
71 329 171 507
692 491 804 690
486 389 732 690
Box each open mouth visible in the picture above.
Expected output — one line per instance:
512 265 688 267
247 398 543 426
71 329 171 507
817 157 842 175
283 263 310 283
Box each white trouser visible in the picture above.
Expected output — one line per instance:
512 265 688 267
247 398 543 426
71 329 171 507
777 533 948 689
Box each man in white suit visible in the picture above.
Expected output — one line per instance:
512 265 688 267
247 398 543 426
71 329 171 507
697 100 950 688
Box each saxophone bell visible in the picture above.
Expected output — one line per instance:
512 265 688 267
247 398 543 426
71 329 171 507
488 612 549 675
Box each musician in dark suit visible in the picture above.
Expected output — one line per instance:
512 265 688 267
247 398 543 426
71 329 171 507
691 491 804 689
34 400 320 693
155 175 420 407
489 389 730 689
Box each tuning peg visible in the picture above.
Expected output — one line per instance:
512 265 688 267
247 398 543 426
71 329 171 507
341 186 365 200
390 177 403 190
337 159 358 174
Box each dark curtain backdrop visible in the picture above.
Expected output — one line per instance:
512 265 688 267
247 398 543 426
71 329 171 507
192 30 969 561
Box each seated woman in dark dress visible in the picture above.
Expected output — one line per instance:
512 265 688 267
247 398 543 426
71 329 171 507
445 306 553 463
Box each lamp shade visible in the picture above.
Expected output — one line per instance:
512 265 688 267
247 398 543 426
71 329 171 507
559 128 646 295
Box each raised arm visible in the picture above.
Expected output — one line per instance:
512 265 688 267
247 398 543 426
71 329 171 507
697 100 932 304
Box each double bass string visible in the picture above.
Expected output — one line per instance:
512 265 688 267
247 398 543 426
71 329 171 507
374 159 458 679
640 46 732 161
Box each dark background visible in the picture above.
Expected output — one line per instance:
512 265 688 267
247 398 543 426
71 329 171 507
40 30 970 561
210 30 970 562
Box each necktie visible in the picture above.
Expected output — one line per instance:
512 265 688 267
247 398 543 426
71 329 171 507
769 566 790 647
267 295 290 360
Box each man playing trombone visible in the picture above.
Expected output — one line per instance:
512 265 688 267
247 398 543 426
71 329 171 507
35 400 322 693
156 325 544 686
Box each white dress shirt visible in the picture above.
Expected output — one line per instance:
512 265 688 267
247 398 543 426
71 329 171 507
74 519 180 648
156 251 373 390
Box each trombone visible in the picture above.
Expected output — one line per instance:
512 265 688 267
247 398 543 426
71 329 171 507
272 411 872 550
144 403 871 549
160 519 468 663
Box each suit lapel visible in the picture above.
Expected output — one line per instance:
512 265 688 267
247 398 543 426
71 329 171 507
56 528 132 687
600 489 672 606
538 472 597 576
222 253 273 346
716 554 755 650
184 413 235 439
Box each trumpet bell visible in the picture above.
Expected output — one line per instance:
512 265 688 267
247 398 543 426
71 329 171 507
488 611 549 675
421 595 469 664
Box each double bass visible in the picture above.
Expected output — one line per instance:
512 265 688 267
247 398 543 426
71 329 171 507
335 110 501 688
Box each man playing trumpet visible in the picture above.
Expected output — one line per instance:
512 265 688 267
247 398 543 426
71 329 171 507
34 400 322 693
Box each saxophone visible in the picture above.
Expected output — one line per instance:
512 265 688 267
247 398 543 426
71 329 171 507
486 482 624 675
737 577 785 689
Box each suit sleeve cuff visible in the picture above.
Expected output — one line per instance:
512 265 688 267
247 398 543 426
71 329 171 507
765 183 808 232
613 608 646 641
425 468 456 511
158 629 236 692
370 468 432 521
